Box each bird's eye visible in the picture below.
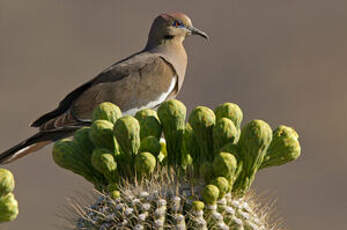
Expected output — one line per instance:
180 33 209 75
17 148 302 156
172 20 184 28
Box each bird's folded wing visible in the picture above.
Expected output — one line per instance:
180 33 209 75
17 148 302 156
31 51 178 131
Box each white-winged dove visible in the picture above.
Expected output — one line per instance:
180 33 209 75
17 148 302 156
0 12 208 164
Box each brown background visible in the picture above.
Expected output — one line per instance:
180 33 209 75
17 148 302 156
1 0 346 229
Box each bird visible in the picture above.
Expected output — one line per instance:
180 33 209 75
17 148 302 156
0 12 208 164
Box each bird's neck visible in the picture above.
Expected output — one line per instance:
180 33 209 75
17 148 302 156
145 38 187 90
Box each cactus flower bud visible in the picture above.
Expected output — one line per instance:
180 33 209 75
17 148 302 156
92 102 122 124
89 120 117 151
114 116 141 158
261 125 301 169
215 103 243 141
158 139 167 163
213 118 238 153
135 109 162 140
53 139 106 186
135 152 156 176
181 124 196 170
233 120 272 196
213 152 237 183
192 201 205 211
91 148 118 183
189 106 216 162
110 190 121 200
0 168 15 197
139 136 161 158
211 177 230 198
0 193 18 223
73 127 95 157
202 184 220 205
157 99 186 166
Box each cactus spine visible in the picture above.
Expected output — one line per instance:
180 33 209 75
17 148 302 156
49 100 301 230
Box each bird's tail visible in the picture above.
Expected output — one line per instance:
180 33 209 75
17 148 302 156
0 128 79 164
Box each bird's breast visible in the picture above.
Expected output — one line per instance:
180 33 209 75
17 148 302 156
123 75 177 116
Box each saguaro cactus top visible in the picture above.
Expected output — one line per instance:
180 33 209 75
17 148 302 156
50 99 301 230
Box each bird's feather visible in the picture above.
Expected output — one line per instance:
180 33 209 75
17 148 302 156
32 51 178 131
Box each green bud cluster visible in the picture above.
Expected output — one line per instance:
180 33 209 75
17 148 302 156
0 168 18 223
50 100 301 229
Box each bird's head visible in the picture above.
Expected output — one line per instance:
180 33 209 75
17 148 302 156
146 12 208 48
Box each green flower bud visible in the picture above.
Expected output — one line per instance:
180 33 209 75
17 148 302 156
135 109 162 140
233 120 272 196
213 152 237 182
135 152 156 176
215 103 243 141
114 116 141 158
158 139 167 163
261 125 301 169
202 184 220 205
0 168 15 197
52 139 82 172
73 127 95 157
189 106 216 162
192 200 205 211
181 124 196 170
91 148 118 183
92 102 122 124
52 139 106 186
89 120 117 151
0 193 18 223
219 144 243 182
213 118 238 153
110 190 121 200
215 103 243 129
157 99 186 166
211 177 229 198
139 136 161 158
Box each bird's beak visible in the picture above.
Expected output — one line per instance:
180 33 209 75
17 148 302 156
188 26 209 40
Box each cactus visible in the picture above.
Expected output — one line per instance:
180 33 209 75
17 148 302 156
213 152 238 184
49 100 301 230
233 120 272 196
52 139 106 186
92 102 122 124
0 168 18 223
91 148 118 183
0 168 15 197
73 127 95 157
113 116 140 158
134 152 156 177
211 177 230 199
0 193 18 223
215 103 243 141
189 106 216 162
72 178 271 230
202 184 220 205
261 125 301 169
89 120 118 152
139 136 161 158
213 117 238 153
135 109 162 140
181 123 196 170
157 99 186 167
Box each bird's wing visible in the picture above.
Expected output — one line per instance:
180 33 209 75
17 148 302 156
32 51 178 131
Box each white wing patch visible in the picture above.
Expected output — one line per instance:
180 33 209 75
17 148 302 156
124 76 177 116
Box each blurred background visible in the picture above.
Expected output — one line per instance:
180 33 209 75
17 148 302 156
0 0 346 229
